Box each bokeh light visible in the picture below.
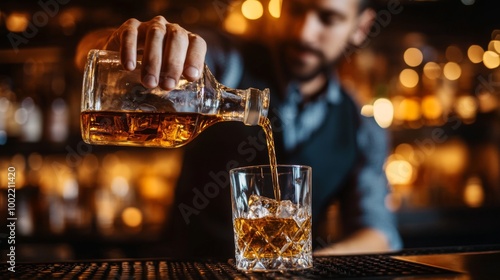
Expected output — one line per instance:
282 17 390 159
423 62 441 79
455 96 477 120
241 0 264 20
373 98 394 128
483 51 500 69
111 176 129 198
360 104 374 117
404 48 423 67
467 45 484 63
463 177 484 208
421 95 443 120
224 12 247 34
385 159 414 185
399 69 419 88
488 40 500 53
443 62 462 80
122 207 143 228
6 12 29 32
268 0 282 18
399 98 421 121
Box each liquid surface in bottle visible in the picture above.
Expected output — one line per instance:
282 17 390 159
81 111 220 148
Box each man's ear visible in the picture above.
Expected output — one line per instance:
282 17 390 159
350 8 376 47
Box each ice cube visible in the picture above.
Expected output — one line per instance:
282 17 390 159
118 89 174 112
247 194 279 218
293 207 310 226
276 200 298 218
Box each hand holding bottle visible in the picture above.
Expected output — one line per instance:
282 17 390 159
76 16 207 90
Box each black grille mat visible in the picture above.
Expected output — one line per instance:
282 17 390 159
1 254 460 279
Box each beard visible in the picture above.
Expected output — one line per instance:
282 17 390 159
278 41 334 82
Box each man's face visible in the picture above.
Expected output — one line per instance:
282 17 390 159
274 0 365 81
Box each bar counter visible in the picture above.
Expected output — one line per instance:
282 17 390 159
2 244 500 279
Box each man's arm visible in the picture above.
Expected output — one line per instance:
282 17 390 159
74 16 207 90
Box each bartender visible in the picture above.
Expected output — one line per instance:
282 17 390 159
75 0 402 258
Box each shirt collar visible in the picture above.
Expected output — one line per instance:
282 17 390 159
285 75 342 106
325 75 342 105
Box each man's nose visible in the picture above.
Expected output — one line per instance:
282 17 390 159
293 12 321 43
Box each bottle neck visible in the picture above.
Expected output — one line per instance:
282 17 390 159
218 86 270 126
201 65 269 126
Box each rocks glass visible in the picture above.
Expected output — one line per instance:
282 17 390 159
230 165 312 271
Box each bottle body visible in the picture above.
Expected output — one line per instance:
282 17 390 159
80 49 269 148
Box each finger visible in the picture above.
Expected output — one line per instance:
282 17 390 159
141 16 168 88
119 18 141 71
183 33 207 81
159 23 189 90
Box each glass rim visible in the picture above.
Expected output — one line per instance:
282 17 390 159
229 164 311 174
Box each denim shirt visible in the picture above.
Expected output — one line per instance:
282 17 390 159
279 80 341 151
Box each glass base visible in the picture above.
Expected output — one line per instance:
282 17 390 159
234 255 313 271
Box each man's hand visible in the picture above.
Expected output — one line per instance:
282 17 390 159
77 16 207 90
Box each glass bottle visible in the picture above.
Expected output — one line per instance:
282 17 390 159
80 49 270 148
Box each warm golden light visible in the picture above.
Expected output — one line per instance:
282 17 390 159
373 98 394 128
467 45 484 64
399 69 419 88
268 0 282 18
391 96 405 121
224 12 248 34
95 189 117 232
483 50 500 69
139 175 170 200
443 62 461 80
395 143 414 159
393 143 423 166
111 176 129 198
489 40 500 53
455 96 477 120
477 91 499 113
421 95 443 120
62 178 79 200
360 104 374 117
423 62 441 80
404 47 423 67
385 160 414 185
463 177 484 208
122 207 143 228
399 98 421 121
241 0 264 20
430 140 468 175
6 13 29 33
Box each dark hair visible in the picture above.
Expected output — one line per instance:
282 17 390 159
358 0 373 12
